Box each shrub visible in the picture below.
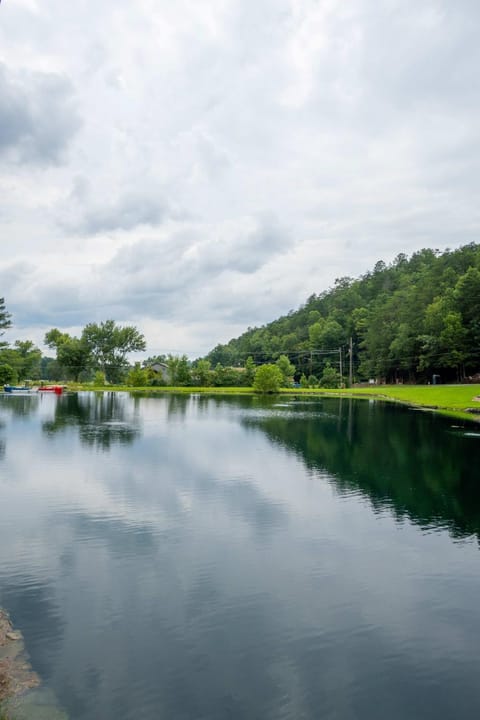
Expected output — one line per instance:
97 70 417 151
253 364 283 394
93 370 107 386
126 363 150 387
319 363 341 388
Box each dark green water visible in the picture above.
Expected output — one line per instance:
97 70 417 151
0 392 480 720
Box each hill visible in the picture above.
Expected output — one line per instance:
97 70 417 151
206 243 480 384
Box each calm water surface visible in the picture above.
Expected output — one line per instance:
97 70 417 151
1 392 480 720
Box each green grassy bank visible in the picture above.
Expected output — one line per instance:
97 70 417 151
283 384 480 422
66 383 480 422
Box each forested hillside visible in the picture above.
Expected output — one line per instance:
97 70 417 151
207 244 480 384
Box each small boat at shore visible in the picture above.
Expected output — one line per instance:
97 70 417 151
3 385 34 393
37 386 64 395
3 385 66 395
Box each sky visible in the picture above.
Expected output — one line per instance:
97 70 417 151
1 0 479 360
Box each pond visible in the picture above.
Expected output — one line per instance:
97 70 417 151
0 392 480 720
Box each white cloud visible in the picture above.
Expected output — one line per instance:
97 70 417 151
1 0 480 356
0 62 81 163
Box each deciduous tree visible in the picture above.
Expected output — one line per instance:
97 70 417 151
45 330 91 381
82 320 146 383
275 354 296 386
192 359 212 386
14 340 42 380
244 356 256 386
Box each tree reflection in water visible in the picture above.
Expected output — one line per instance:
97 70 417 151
0 394 40 418
0 395 40 460
243 397 480 542
42 392 140 450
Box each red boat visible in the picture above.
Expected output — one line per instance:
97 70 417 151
37 386 64 395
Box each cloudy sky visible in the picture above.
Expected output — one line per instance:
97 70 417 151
1 0 479 358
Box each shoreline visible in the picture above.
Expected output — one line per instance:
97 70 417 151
0 609 40 715
62 383 480 424
3 383 480 424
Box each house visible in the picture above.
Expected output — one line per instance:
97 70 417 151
147 362 169 382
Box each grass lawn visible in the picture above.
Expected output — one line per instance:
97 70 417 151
282 384 480 422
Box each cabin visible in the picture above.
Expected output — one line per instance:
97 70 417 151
147 362 169 382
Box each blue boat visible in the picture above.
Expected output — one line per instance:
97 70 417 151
3 385 33 393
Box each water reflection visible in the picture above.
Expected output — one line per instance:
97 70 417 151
42 393 140 449
0 395 39 461
0 394 39 417
1 579 65 682
243 397 480 541
1 393 480 720
165 393 189 419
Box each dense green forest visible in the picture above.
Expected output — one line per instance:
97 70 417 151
206 243 480 384
1 243 480 388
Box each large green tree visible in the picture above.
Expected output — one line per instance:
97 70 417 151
81 320 146 383
45 330 92 381
0 342 42 382
275 354 296 386
13 340 42 380
0 364 16 384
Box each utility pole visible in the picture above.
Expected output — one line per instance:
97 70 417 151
349 336 353 387
339 347 343 384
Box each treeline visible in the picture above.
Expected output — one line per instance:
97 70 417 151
127 355 296 391
0 315 146 385
0 306 293 390
2 243 479 388
206 243 480 384
0 298 46 383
